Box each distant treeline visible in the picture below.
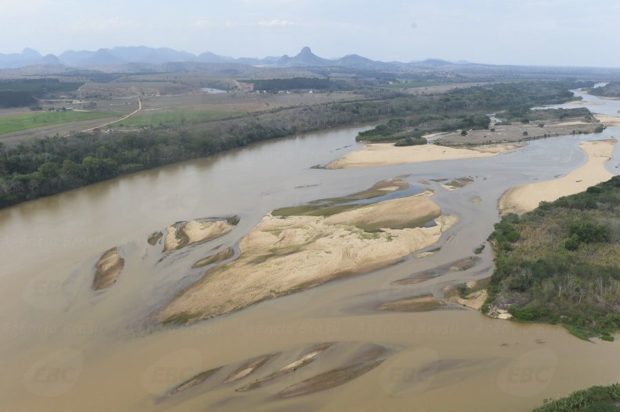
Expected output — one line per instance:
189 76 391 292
0 80 586 208
357 81 588 143
0 78 83 108
499 107 593 123
590 82 620 98
247 77 349 91
0 91 35 108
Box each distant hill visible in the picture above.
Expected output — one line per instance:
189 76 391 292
277 47 331 67
0 45 418 71
2 45 620 79
0 48 45 68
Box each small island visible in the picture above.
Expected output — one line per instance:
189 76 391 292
157 180 456 324
327 106 603 169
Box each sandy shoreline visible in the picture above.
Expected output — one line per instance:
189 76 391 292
499 139 617 215
326 143 518 169
158 191 456 324
595 113 620 126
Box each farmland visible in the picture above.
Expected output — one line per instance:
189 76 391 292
0 110 115 135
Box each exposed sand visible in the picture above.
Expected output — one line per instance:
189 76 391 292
92 247 124 290
499 139 617 215
163 342 389 401
223 354 277 384
556 120 590 126
378 295 446 312
595 114 620 126
323 190 440 230
456 290 488 311
236 343 334 392
163 217 237 252
326 143 516 169
158 192 456 324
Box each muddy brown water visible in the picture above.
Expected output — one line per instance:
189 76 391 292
2 93 620 411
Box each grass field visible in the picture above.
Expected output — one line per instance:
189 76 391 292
0 111 116 135
115 110 242 128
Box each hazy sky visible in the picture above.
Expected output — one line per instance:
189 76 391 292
1 0 619 67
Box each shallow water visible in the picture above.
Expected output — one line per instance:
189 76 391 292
1 93 620 411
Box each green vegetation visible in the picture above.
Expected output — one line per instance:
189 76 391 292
498 107 594 124
356 81 584 143
590 82 620 98
394 136 427 146
357 115 491 143
0 79 83 108
534 384 620 412
0 81 584 208
115 110 241 128
0 110 114 135
485 177 620 340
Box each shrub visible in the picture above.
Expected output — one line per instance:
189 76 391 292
564 234 580 251
395 136 427 146
510 305 543 321
569 219 610 243
534 384 620 412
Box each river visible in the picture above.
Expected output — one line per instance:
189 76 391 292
1 91 620 411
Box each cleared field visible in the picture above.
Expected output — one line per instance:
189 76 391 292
115 109 241 128
137 91 360 113
112 91 361 129
0 110 115 135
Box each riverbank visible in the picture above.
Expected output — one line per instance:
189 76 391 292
325 143 518 169
158 190 456 324
0 81 585 209
499 139 616 215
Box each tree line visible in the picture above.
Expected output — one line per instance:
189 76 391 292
0 80 588 208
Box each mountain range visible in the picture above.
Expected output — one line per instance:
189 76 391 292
0 45 453 71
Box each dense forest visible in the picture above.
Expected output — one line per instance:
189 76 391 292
0 80 588 207
484 176 620 341
590 82 620 98
0 79 83 108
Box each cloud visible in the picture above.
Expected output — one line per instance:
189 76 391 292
256 19 295 27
